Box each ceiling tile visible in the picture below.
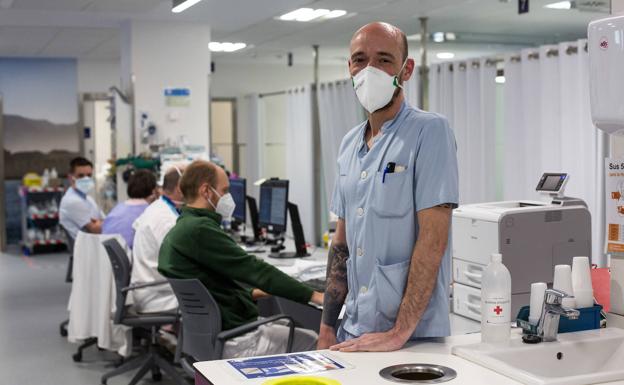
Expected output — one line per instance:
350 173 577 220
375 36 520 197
84 0 161 14
39 27 116 56
12 0 93 11
0 26 59 55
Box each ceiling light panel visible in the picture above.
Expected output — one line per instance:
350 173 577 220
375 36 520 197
544 1 573 9
436 52 455 59
279 7 347 22
209 42 246 52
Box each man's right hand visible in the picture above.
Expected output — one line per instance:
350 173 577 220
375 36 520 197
84 218 102 234
310 291 324 306
317 324 337 349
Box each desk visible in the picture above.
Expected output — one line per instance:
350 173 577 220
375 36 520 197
242 238 328 271
242 238 480 336
243 238 328 333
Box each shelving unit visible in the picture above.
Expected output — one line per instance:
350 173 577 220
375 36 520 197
19 186 67 255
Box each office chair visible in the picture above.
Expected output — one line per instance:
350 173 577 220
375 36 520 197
101 238 187 385
168 278 295 377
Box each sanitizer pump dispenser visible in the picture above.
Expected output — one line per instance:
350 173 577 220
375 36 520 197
589 16 624 135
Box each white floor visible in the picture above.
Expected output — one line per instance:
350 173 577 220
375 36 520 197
0 246 180 385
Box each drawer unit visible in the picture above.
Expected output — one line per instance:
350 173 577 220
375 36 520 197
452 283 482 322
453 258 485 289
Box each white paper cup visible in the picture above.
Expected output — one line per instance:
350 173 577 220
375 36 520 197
529 282 547 324
572 256 593 291
554 264 576 308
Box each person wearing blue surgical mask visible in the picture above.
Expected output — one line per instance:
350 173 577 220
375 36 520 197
59 157 105 239
318 22 459 352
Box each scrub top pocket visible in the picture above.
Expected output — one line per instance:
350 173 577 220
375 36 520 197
373 259 410 331
372 170 412 217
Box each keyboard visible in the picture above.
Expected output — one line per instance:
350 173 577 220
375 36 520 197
303 277 326 292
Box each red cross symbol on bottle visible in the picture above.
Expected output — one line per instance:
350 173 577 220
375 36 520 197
493 305 503 315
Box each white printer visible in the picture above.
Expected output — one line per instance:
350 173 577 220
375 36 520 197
452 173 591 321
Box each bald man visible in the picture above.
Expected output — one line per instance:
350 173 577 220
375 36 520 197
318 22 459 352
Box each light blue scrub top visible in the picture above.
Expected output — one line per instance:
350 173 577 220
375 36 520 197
331 100 459 340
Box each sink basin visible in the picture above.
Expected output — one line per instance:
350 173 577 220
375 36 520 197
452 328 624 385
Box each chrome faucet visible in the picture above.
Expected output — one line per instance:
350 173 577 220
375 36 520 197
536 288 580 342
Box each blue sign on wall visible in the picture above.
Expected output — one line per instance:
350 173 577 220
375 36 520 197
164 88 191 107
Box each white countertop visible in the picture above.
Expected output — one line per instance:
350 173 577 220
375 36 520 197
194 332 523 385
194 326 624 385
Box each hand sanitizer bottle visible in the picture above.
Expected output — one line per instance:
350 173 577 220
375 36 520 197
481 253 512 343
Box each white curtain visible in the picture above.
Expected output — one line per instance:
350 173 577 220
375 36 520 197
285 86 316 244
502 39 606 266
403 66 420 108
238 94 261 199
317 80 365 208
503 55 528 200
429 60 497 204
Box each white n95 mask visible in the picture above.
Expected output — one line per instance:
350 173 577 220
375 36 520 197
75 177 95 194
209 187 236 221
352 60 407 113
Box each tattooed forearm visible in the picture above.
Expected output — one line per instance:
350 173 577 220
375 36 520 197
321 242 349 329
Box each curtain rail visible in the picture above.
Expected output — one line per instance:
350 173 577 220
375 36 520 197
258 90 287 98
507 42 588 62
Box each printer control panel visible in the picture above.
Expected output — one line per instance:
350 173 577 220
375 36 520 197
536 173 568 194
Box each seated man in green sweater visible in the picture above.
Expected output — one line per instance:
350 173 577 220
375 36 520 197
159 160 324 358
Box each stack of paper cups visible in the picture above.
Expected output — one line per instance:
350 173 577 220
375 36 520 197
529 282 547 325
572 256 594 308
553 265 576 308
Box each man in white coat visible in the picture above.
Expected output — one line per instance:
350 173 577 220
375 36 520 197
131 165 185 313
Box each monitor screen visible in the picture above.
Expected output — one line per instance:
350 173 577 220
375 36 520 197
229 178 246 222
542 175 561 191
259 179 289 232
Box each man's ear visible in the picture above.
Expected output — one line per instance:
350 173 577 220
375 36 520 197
402 58 415 82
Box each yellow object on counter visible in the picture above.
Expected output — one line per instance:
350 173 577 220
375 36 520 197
262 376 341 385
22 173 42 188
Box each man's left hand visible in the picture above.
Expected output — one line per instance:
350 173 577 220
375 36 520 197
329 329 408 352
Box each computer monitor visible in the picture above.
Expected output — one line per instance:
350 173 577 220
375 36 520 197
246 195 262 242
258 179 289 234
267 202 309 258
229 177 246 224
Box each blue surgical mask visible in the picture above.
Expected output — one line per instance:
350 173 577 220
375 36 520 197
75 177 95 194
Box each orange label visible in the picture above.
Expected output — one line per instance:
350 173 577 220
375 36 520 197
608 243 624 253
609 224 620 241
613 192 622 200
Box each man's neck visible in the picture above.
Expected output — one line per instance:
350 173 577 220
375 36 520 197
187 199 211 210
367 92 404 136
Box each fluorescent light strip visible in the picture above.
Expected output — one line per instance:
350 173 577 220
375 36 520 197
544 1 572 9
172 0 202 13
495 76 506 84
